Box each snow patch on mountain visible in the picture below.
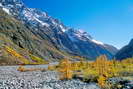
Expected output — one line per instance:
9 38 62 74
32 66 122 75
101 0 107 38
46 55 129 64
0 3 3 7
2 7 10 14
34 17 49 27
22 8 49 27
66 29 93 42
59 25 66 32
91 39 104 45
0 3 10 14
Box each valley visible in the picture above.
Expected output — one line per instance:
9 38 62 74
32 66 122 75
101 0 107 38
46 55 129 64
0 0 133 89
0 56 133 89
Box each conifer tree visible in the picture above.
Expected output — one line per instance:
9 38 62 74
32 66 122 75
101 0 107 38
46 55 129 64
94 55 109 88
58 58 73 80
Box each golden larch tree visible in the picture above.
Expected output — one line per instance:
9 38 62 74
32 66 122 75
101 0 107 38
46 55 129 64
58 58 73 80
94 55 109 88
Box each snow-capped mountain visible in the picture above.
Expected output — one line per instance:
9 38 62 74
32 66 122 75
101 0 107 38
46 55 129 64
0 0 67 32
0 0 118 60
66 28 104 45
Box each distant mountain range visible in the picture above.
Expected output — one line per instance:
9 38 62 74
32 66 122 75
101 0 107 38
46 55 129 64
0 0 118 64
115 39 133 60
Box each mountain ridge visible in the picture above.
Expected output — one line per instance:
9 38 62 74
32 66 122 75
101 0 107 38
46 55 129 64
0 0 118 63
115 39 133 60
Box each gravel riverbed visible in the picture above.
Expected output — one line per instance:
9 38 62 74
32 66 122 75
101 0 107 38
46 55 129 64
0 65 100 89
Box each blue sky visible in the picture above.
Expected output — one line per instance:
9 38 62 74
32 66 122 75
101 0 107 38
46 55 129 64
23 0 133 49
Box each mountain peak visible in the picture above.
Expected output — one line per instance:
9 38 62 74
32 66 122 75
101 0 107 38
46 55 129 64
0 0 23 6
129 39 133 46
0 0 118 60
66 28 105 45
66 28 93 42
0 0 22 3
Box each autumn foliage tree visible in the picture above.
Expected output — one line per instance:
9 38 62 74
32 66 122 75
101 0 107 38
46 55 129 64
94 55 109 88
95 55 109 76
58 58 73 80
56 55 133 88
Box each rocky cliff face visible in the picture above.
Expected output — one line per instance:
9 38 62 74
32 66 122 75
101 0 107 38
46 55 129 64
0 0 118 64
115 39 133 60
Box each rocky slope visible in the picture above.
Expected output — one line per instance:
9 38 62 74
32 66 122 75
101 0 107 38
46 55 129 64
0 0 118 64
0 9 67 64
115 39 133 60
